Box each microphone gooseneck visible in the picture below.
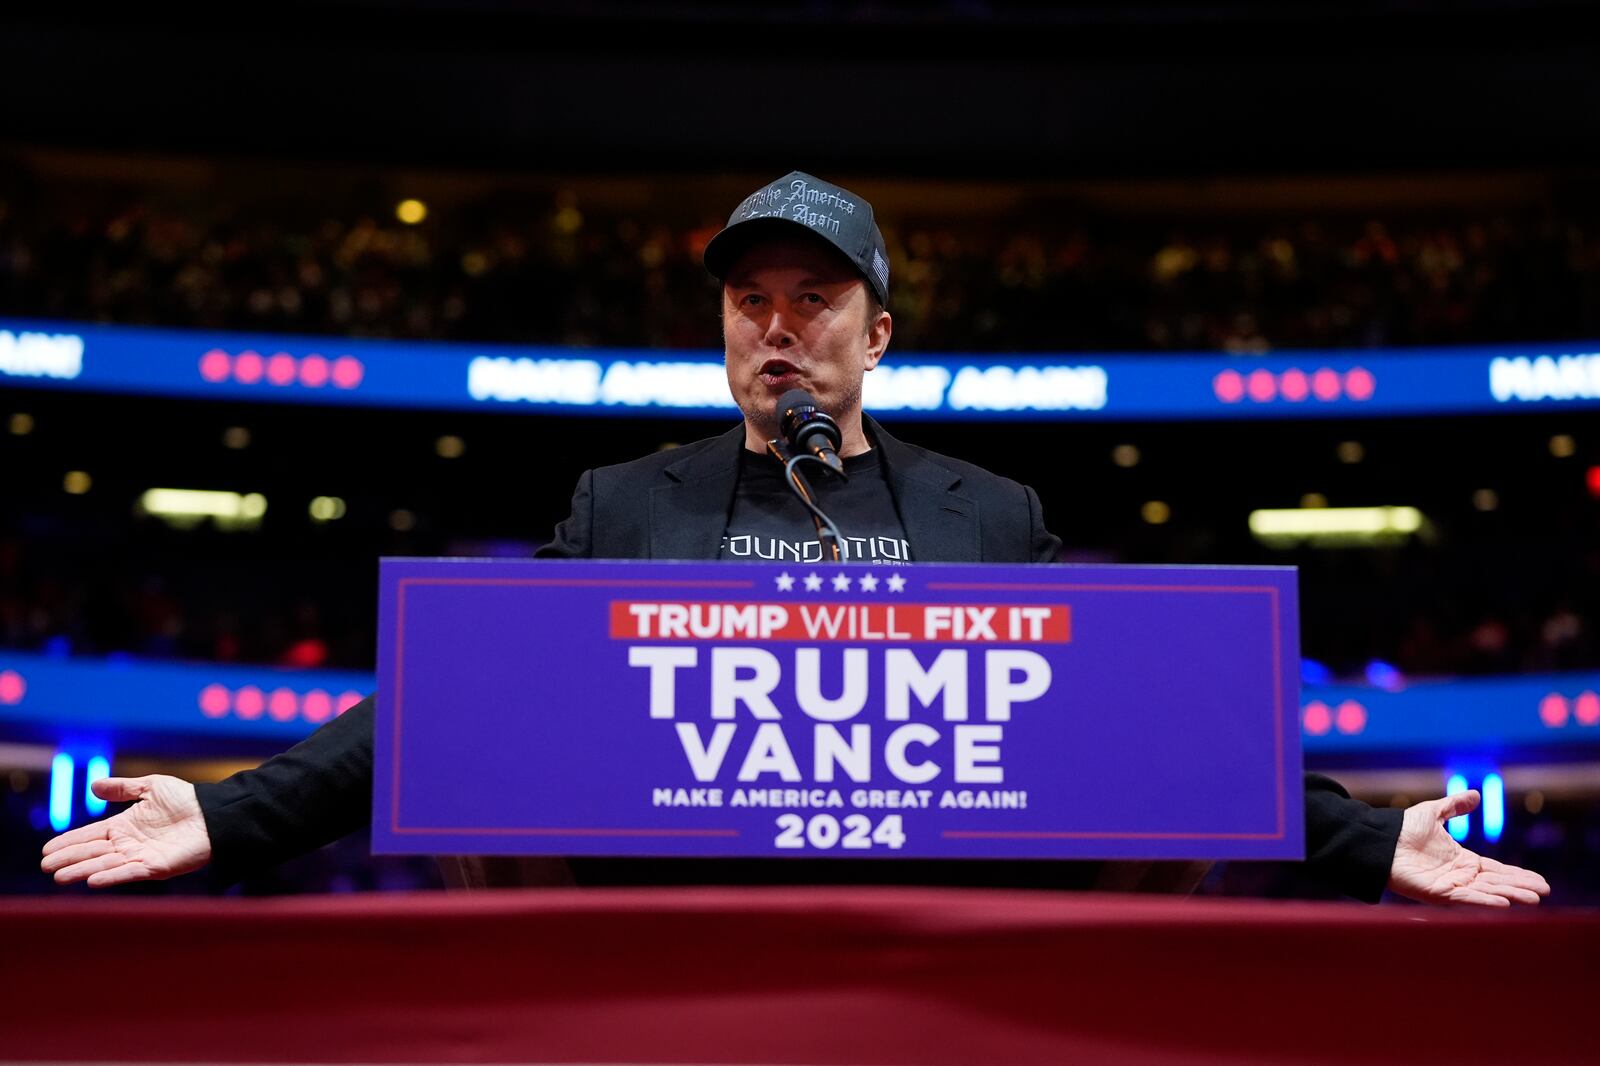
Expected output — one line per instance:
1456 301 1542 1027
769 390 849 562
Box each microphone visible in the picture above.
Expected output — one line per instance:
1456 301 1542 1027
769 389 848 561
778 389 845 475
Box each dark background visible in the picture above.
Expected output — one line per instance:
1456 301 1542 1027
5 2 1600 176
2 0 1597 899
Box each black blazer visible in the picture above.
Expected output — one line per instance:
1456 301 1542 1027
197 418 1402 899
550 417 1061 564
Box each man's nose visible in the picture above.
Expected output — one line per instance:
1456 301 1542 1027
763 304 797 348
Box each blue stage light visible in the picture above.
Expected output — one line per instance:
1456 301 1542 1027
1300 659 1331 685
1364 659 1403 691
49 753 74 832
1482 772 1504 843
1445 773 1470 841
84 755 111 816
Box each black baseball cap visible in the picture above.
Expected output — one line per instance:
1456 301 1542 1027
703 171 890 306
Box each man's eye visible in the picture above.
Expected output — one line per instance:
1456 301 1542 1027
802 293 824 304
742 294 764 306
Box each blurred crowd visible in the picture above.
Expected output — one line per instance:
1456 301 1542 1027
1 169 1597 683
3 519 1595 682
0 534 376 672
1292 535 1600 681
2 186 1599 353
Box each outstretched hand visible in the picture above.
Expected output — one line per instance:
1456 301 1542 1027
1388 790 1550 907
40 775 212 887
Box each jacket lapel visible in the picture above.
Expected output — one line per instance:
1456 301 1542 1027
646 416 980 563
649 424 746 560
867 416 981 563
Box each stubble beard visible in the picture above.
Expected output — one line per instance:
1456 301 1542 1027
736 377 862 447
736 388 781 443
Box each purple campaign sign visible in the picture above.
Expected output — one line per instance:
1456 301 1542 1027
373 559 1302 860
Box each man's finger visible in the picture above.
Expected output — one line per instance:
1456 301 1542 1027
85 862 153 889
90 777 151 803
1433 790 1480 821
40 820 113 856
53 851 132 885
1480 868 1552 894
1478 857 1552 893
1481 872 1551 898
1449 886 1511 907
1490 885 1545 906
54 851 129 883
40 839 113 873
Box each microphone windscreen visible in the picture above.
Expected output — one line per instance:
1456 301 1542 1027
778 389 842 463
777 389 816 421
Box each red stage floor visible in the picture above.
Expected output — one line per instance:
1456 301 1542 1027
2 888 1593 1065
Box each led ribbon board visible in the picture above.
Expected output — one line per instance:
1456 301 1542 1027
373 558 1304 860
4 650 1594 758
4 318 1599 421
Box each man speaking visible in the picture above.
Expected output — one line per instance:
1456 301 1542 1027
42 172 1549 907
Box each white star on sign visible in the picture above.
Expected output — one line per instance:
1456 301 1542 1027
831 573 852 592
858 573 879 592
886 573 907 593
774 572 795 591
803 572 823 592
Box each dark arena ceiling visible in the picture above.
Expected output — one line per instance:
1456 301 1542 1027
2 1 1598 176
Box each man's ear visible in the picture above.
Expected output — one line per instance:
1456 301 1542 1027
864 309 892 371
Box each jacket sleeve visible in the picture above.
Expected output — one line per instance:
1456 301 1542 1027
1025 484 1064 563
194 472 597 887
1303 771 1403 903
195 694 376 888
535 469 594 559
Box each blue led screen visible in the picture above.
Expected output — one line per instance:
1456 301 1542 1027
4 318 1599 421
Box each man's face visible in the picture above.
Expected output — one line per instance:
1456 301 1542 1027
722 234 890 441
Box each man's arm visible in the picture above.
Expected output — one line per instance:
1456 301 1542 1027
1304 773 1550 905
536 469 594 559
44 472 598 889
1303 771 1403 902
199 472 595 885
1026 488 1547 906
1024 484 1063 563
41 696 379 891
194 695 377 887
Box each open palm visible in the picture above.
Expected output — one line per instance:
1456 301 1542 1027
40 775 212 888
1387 790 1550 907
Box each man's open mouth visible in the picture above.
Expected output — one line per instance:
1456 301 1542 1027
759 359 801 387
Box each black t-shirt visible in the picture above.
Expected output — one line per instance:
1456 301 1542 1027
573 446 1104 889
719 446 913 564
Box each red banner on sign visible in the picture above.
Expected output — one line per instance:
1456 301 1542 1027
609 601 1071 644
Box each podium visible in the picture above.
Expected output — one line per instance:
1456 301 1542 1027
374 558 1303 866
5 889 1594 1065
